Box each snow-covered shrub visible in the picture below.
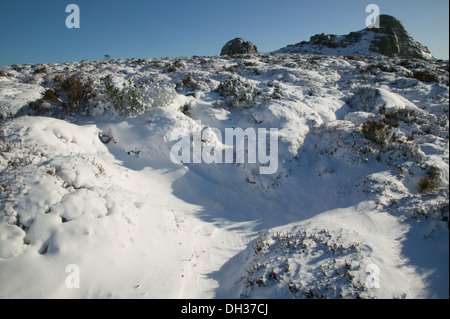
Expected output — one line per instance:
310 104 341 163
239 229 374 299
175 72 214 95
41 89 60 104
178 100 194 116
215 76 260 108
33 65 48 75
0 137 41 170
102 77 142 116
0 104 13 121
140 81 177 109
379 105 448 139
366 62 397 74
166 59 187 73
58 75 94 111
347 86 378 112
361 119 393 150
413 70 440 83
417 166 441 194
270 84 285 100
179 74 198 91
101 76 176 117
26 74 95 116
11 65 23 72
176 73 211 93
52 74 65 83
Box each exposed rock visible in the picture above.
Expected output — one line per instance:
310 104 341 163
221 38 258 56
369 15 433 60
276 15 433 60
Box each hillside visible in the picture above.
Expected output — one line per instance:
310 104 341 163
0 52 448 299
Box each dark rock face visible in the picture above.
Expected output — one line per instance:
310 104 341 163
309 34 339 48
368 15 432 60
306 32 363 49
221 38 258 56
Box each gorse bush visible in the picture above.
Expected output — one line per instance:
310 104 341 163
347 86 379 112
361 119 392 149
417 166 441 194
33 65 48 74
59 75 94 110
101 76 176 116
216 76 260 108
102 76 142 116
378 105 419 126
27 74 177 118
143 81 177 109
28 74 95 116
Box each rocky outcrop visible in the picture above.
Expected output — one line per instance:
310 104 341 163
221 38 258 56
368 15 432 60
276 15 433 60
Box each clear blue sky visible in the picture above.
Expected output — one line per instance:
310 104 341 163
0 0 448 66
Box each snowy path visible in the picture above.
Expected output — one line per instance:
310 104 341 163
113 165 248 299
86 144 249 298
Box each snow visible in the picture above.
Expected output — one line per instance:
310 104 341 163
0 53 448 299
276 30 380 57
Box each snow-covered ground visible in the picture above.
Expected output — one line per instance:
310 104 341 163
0 53 448 298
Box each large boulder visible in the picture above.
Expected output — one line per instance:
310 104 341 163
221 38 258 56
